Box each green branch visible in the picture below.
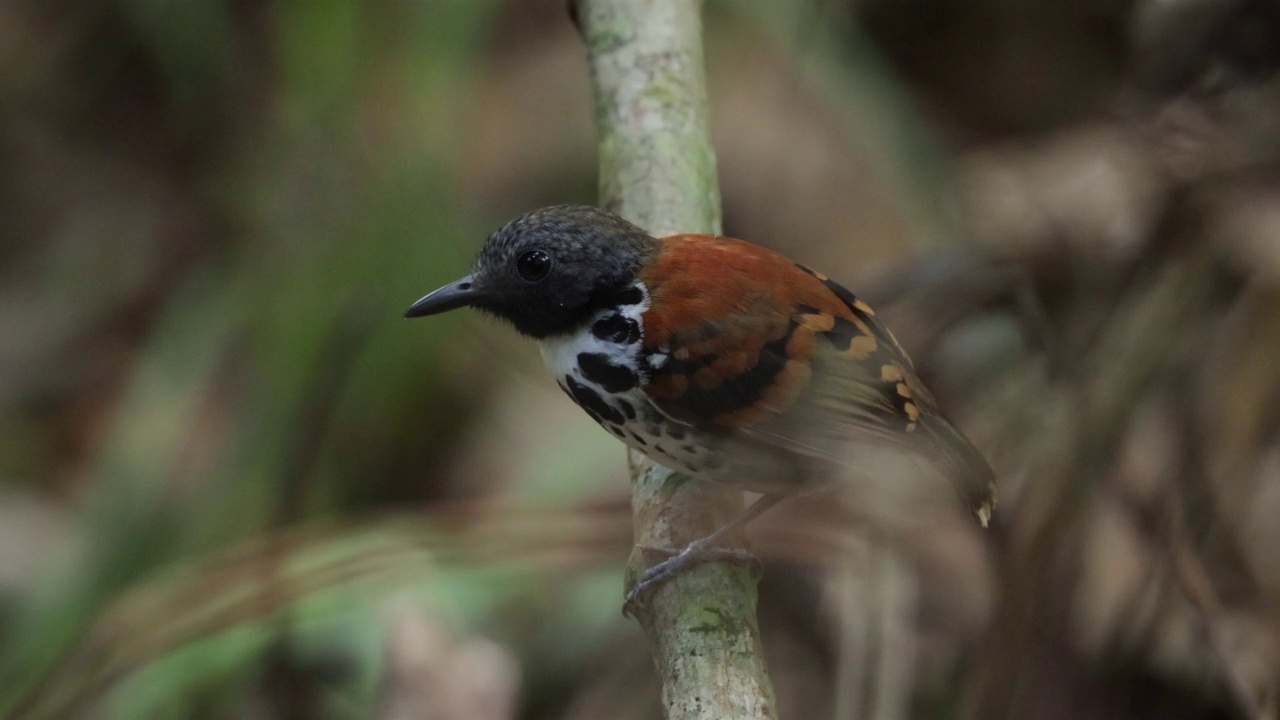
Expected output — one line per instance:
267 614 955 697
579 1 777 718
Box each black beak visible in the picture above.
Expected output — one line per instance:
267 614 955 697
404 275 487 318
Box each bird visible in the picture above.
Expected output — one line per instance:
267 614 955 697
405 204 996 607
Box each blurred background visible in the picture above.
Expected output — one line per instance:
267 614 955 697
1 0 1279 718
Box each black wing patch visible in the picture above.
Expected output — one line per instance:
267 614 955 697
644 316 801 427
796 263 910 365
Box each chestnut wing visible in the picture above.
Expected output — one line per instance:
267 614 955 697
638 235 995 524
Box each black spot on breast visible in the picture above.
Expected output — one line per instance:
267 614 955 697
654 444 667 454
608 425 626 438
592 314 641 344
667 426 686 440
630 432 648 446
577 353 638 392
681 444 698 454
565 376 624 425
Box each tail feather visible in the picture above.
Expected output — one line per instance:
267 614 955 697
920 415 997 527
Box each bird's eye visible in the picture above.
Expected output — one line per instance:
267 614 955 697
517 250 552 282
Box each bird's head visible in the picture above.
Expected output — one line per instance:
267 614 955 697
405 205 658 339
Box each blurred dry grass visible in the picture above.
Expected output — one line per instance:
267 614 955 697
1 0 1279 718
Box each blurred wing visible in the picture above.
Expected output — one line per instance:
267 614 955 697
639 235 996 525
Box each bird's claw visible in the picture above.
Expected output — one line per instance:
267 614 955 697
622 540 762 618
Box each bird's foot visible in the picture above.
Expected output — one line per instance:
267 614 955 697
622 538 761 619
